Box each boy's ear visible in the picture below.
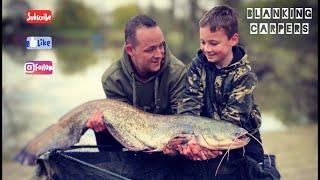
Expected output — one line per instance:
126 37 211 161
125 43 135 56
230 33 239 46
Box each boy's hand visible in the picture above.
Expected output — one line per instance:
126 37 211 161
163 136 222 160
86 110 106 132
163 145 179 156
177 137 222 161
163 137 187 156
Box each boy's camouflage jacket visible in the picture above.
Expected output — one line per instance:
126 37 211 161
178 45 261 133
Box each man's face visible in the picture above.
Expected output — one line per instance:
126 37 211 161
199 26 238 65
126 26 165 76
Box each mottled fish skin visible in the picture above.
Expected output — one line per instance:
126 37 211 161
13 99 249 166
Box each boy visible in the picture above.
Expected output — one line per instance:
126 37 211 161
177 5 281 179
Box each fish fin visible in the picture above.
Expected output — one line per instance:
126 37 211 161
12 149 38 166
167 135 191 146
143 148 162 153
165 134 195 150
173 134 194 141
194 131 213 149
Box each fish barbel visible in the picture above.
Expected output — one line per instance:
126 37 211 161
13 99 250 166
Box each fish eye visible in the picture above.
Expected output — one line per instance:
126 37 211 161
234 132 240 137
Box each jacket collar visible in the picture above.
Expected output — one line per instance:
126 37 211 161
196 45 250 73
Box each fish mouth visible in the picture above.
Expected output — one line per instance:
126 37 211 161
233 135 250 148
213 135 250 150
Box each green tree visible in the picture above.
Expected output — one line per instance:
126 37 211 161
111 4 140 30
53 0 101 30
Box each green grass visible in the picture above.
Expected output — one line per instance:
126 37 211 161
261 125 318 180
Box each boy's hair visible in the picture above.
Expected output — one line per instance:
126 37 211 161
125 15 157 46
199 5 238 39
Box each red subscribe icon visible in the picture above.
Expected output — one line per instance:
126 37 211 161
26 10 52 24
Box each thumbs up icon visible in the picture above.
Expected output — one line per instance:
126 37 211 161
26 36 52 49
29 37 37 48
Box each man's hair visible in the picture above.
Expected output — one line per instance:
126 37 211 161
199 5 238 39
125 15 157 46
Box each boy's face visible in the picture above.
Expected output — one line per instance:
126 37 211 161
199 26 238 65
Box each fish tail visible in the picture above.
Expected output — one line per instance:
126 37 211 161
12 100 103 166
13 120 88 166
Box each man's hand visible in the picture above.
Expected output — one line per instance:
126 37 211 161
176 137 222 161
86 110 106 132
163 137 188 156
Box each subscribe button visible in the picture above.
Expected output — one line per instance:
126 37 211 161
26 10 52 24
24 61 53 75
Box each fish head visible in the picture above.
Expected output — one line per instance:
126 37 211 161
198 122 250 150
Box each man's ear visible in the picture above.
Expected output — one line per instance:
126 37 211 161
230 33 239 46
125 43 135 57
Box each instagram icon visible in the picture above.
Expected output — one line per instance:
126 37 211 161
24 61 53 75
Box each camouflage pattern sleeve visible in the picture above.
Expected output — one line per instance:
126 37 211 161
177 60 206 115
220 72 259 132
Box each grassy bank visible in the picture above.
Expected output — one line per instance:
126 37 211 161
261 125 318 180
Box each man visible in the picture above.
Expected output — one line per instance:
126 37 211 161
85 15 184 179
88 14 186 146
